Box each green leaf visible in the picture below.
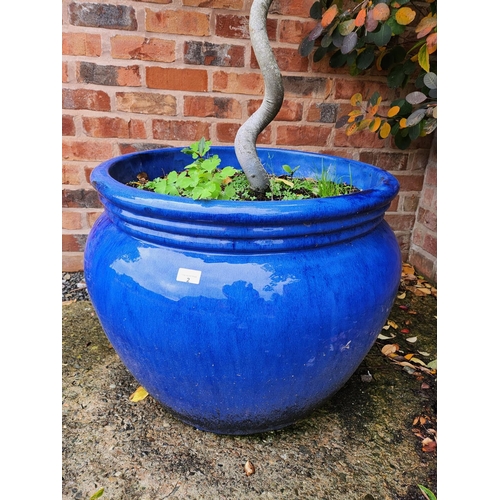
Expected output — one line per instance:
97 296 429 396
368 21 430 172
387 64 405 88
357 46 375 70
89 488 105 500
408 122 422 140
329 50 347 67
394 132 411 150
338 19 355 36
386 16 406 35
418 484 437 500
369 91 381 106
372 22 393 47
313 46 329 62
310 1 323 19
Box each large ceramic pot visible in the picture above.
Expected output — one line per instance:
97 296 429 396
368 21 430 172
84 147 401 435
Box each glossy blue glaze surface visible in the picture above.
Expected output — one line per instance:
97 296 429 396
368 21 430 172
84 147 401 434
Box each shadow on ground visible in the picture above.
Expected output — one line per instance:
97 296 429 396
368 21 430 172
62 281 437 500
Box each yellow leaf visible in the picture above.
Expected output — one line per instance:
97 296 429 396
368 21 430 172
418 44 430 72
399 117 407 128
275 178 294 187
350 92 363 106
321 4 339 27
345 123 359 136
357 118 372 131
372 3 390 21
379 122 391 138
369 117 382 132
432 106 437 119
348 109 362 117
397 291 406 299
395 6 416 25
129 386 149 402
375 47 386 71
387 320 398 329
387 106 400 118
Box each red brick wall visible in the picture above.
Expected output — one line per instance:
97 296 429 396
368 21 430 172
62 0 435 276
408 135 437 282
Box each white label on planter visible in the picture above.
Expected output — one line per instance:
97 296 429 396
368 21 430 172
176 268 202 284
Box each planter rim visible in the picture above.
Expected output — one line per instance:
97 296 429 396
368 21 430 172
90 146 399 222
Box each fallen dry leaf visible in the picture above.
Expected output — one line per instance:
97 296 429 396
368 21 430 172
406 336 418 343
377 333 395 340
388 320 398 329
381 343 399 356
244 460 255 476
397 292 406 299
129 386 149 402
402 263 415 275
62 299 77 306
421 438 437 453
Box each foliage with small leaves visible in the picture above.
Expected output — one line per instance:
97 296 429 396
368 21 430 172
128 139 359 201
300 0 437 149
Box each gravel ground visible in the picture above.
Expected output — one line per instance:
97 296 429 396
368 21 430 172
63 272 90 302
62 271 437 500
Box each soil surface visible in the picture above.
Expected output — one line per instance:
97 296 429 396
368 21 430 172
62 269 437 500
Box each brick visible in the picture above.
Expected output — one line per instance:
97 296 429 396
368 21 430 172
63 62 69 83
145 8 210 36
63 115 76 136
184 96 242 119
251 47 309 73
417 207 437 232
248 99 302 121
283 76 331 99
111 35 175 63
87 211 103 228
269 0 312 17
63 234 88 253
215 123 271 144
62 188 102 208
385 213 415 231
77 62 141 87
279 19 317 44
68 3 137 30
408 149 431 171
82 116 146 139
213 71 264 95
62 140 113 161
401 193 419 213
63 89 111 111
62 32 101 57
333 127 386 149
408 249 436 282
62 212 83 230
184 41 245 67
358 151 409 171
334 79 393 101
62 253 84 272
215 15 277 40
152 119 210 141
62 164 83 185
276 125 331 146
182 0 244 8
306 103 338 123
395 173 424 192
116 91 177 115
396 233 410 262
146 66 208 92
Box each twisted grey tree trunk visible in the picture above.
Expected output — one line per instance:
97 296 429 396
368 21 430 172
234 0 284 193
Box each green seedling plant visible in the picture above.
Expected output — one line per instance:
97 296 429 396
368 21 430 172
131 138 238 200
128 138 359 201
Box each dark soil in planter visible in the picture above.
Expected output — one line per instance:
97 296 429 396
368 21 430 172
62 267 437 500
126 170 360 202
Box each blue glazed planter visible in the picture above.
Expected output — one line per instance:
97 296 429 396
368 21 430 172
84 147 401 435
